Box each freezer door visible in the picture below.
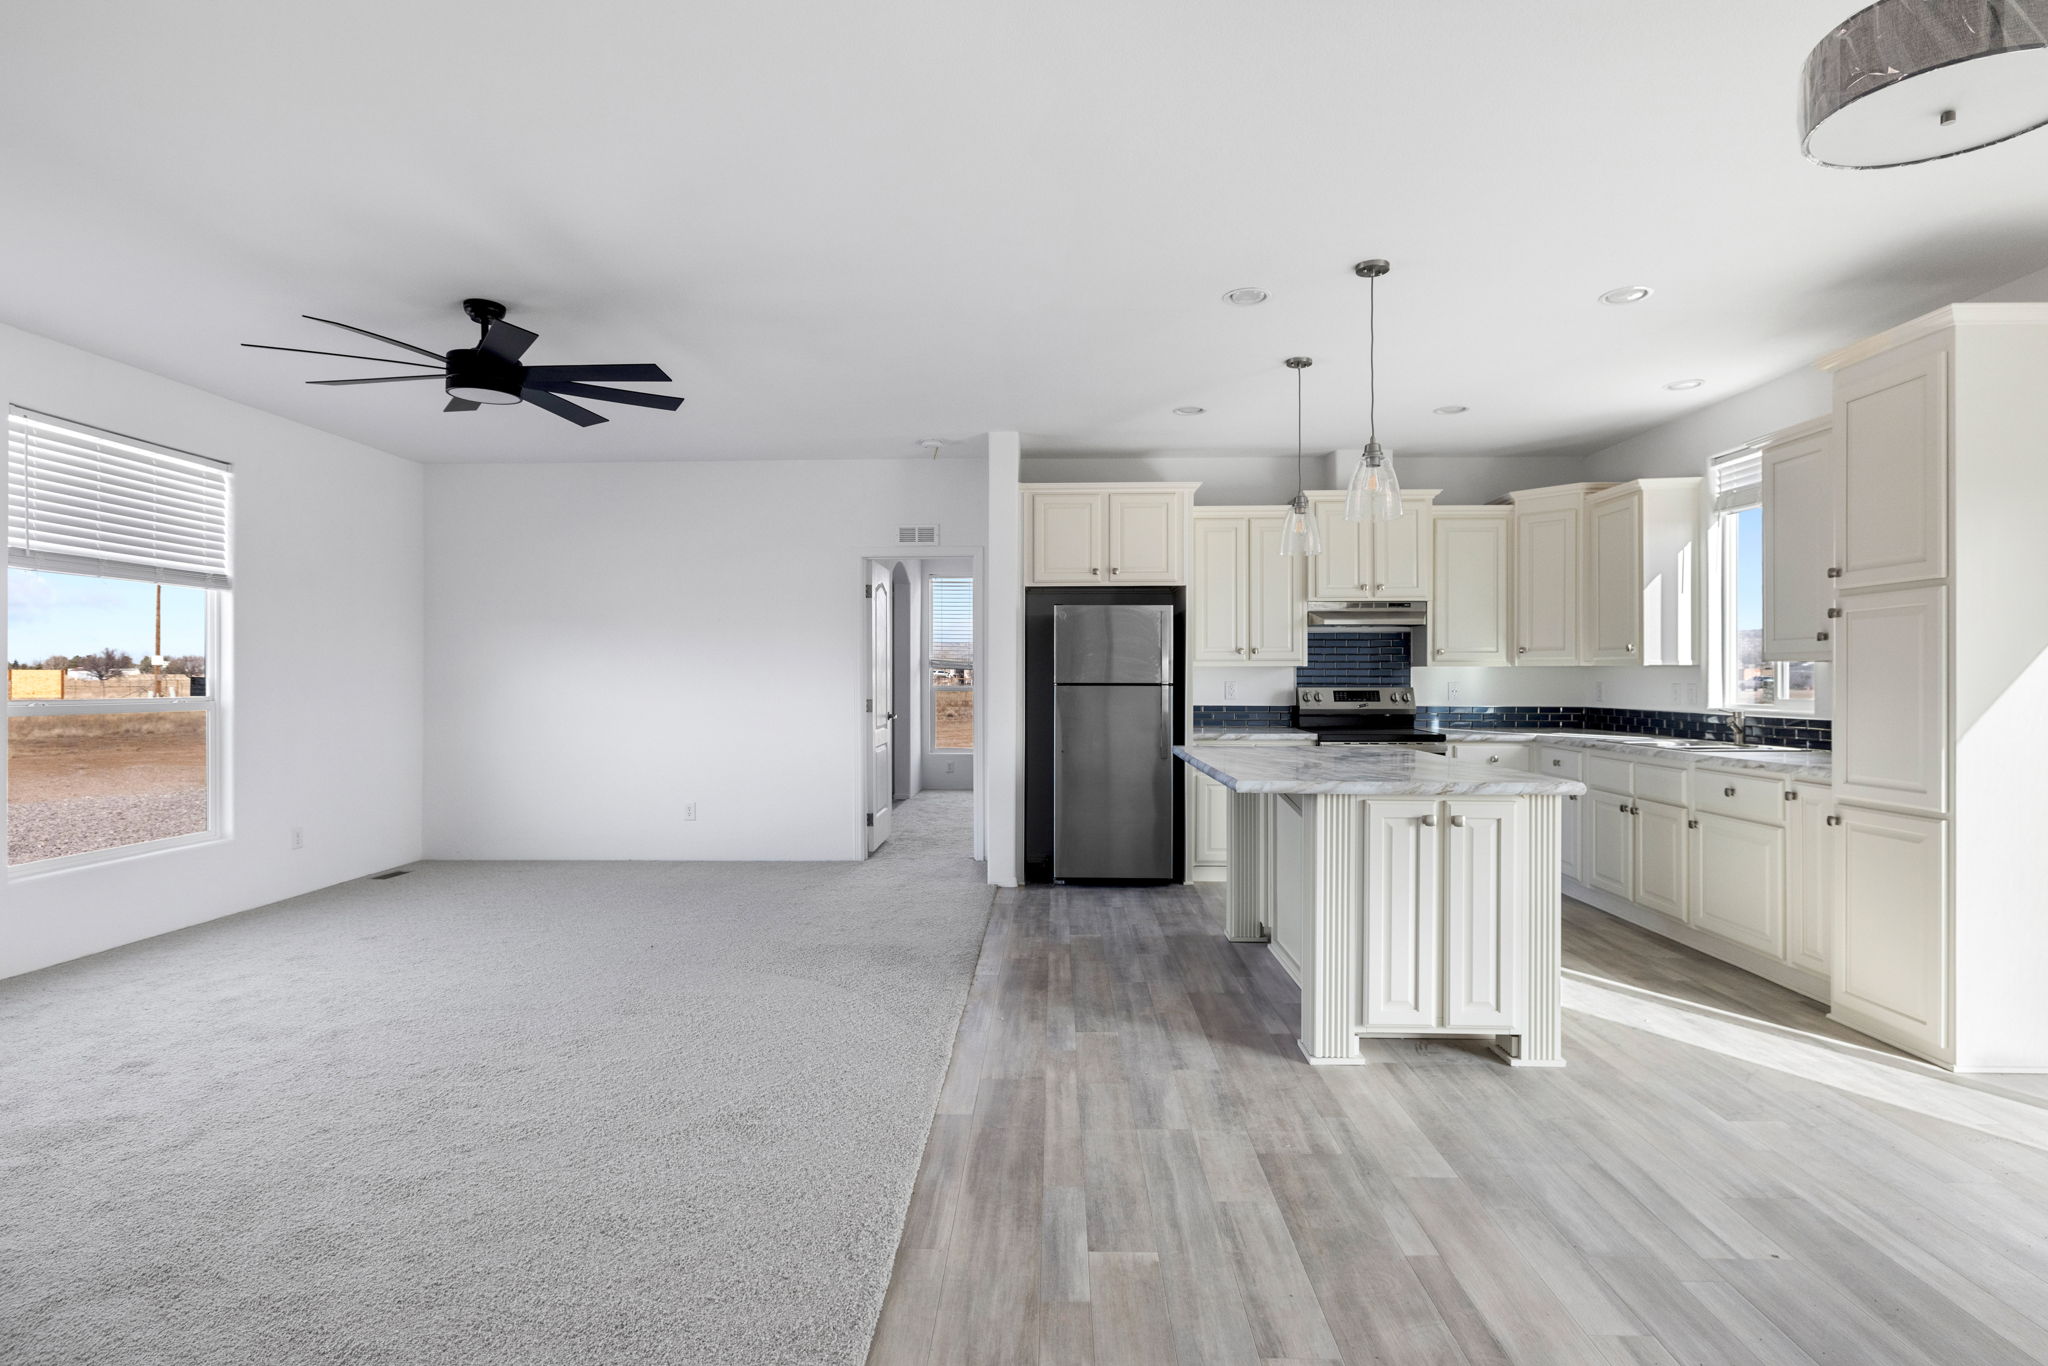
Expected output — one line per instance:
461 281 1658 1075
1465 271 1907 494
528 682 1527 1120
1053 604 1171 685
1054 683 1174 879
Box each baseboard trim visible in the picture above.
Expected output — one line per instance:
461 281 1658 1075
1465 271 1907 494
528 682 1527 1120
1563 878 1831 1003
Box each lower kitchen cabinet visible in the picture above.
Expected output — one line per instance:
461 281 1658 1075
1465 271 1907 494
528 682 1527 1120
1690 811 1786 958
1585 789 1634 900
1362 798 1524 1033
1187 735 1315 882
1446 742 1532 771
1833 803 1949 1058
1787 781 1836 976
1633 798 1689 921
1559 791 1582 883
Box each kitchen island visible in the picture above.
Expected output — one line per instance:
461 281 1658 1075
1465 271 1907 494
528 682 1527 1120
1174 743 1585 1067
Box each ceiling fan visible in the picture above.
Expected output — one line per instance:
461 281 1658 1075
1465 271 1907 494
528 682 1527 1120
242 298 681 427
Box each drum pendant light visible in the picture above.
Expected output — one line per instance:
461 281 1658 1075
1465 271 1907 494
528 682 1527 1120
1344 259 1402 523
1803 0 2048 168
1278 357 1323 557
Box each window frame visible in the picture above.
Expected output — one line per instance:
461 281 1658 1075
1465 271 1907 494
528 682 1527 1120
1706 470 1815 718
925 572 973 754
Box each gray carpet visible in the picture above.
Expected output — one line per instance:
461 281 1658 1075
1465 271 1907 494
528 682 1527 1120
0 792 990 1366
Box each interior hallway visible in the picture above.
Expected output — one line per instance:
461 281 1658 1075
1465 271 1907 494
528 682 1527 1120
870 887 2048 1366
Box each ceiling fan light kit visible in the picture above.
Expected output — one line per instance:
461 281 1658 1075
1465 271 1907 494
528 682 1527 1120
242 298 681 426
1803 0 2048 167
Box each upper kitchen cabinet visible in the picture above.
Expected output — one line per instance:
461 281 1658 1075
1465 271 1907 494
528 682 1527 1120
1509 484 1610 665
1831 342 1947 592
1759 418 1837 661
1428 507 1512 667
1306 491 1437 601
1190 507 1307 666
1023 483 1198 586
1584 478 1702 667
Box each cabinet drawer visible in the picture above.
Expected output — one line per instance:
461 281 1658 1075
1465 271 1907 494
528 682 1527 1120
1695 769 1789 825
1538 747 1582 780
1633 762 1689 807
1448 742 1531 771
1583 755 1635 795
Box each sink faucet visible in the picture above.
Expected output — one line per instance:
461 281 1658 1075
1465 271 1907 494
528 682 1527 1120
1726 710 1746 747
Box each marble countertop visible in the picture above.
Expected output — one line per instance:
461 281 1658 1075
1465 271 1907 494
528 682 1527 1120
1433 729 1832 779
1189 727 1317 743
1175 744 1587 797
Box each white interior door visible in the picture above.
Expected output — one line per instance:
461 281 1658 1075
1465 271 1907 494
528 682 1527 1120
868 563 894 851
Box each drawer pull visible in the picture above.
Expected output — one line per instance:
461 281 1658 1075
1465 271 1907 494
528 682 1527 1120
1724 786 1737 797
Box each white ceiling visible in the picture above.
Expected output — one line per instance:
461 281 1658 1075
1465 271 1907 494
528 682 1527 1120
4 1 2047 465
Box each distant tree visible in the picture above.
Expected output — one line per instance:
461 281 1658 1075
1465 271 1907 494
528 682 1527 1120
164 654 206 676
73 648 134 681
40 655 69 671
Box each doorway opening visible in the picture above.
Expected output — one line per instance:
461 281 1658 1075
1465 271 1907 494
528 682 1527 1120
863 553 980 864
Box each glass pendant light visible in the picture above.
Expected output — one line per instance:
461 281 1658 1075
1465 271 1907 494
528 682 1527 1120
1343 259 1403 523
1279 356 1322 557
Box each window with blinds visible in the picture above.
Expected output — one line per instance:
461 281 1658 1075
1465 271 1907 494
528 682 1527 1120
928 576 973 751
7 410 232 589
1710 445 1763 513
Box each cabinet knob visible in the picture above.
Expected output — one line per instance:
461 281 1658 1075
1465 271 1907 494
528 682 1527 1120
1450 814 1467 827
1551 758 1562 767
1486 755 1500 764
1625 643 1636 653
1435 647 1445 656
1248 647 1258 655
1826 814 1842 827
1236 646 1246 655
1785 790 1798 801
1421 814 1437 827
1517 646 1527 654
1568 794 1577 801
1619 803 1630 813
1817 631 1830 642
1110 566 1120 576
1631 805 1641 815
1090 567 1100 576
1724 786 1737 797
1827 567 1842 578
1826 607 1842 619
1687 819 1699 829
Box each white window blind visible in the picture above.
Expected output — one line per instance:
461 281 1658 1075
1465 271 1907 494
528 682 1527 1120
1710 445 1763 513
929 576 973 665
7 410 232 589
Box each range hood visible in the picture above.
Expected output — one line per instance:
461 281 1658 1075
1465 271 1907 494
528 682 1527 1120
1306 601 1427 631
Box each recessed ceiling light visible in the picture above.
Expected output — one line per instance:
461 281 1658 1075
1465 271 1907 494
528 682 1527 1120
1600 286 1654 306
1173 405 1207 415
1433 405 1469 415
1222 287 1270 306
1665 378 1705 391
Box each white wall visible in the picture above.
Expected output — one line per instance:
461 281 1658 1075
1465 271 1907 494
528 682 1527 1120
423 455 988 861
0 322 425 979
982 433 1023 885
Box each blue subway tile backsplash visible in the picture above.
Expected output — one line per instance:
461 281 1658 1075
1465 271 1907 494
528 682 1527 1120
1293 633 1413 687
1417 705 1831 750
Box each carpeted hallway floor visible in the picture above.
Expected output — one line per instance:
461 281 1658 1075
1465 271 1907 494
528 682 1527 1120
0 791 990 1366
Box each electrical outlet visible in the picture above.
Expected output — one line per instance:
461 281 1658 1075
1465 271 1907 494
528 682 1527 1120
290 827 303 851
1445 682 1462 702
1223 680 1239 701
945 760 956 774
684 803 698 822
1595 682 1607 704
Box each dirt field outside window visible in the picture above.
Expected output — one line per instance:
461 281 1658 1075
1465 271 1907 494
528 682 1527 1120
7 712 207 865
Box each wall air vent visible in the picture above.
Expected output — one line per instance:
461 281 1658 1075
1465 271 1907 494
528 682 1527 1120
897 525 940 545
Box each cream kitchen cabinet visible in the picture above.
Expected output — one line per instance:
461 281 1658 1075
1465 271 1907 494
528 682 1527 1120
1583 479 1702 666
1759 418 1836 662
1833 584 1947 815
1833 803 1948 1058
1540 748 1584 883
1584 788 1634 900
1361 798 1525 1033
1787 780 1836 977
1633 797 1689 922
1509 484 1609 665
1445 742 1531 771
1689 810 1785 958
1186 732 1315 883
1306 491 1437 601
1190 507 1306 666
1834 345 1947 592
1428 507 1512 666
1023 483 1197 586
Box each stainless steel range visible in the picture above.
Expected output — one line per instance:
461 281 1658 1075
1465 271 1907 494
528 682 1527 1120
1293 686 1448 753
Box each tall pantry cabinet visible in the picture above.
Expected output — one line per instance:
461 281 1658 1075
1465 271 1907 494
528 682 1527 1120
1820 304 2048 1071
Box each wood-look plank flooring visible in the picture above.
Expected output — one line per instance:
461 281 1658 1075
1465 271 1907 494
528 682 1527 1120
868 887 2048 1366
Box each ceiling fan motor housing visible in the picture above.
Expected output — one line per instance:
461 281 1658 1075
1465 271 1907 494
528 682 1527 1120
444 347 524 405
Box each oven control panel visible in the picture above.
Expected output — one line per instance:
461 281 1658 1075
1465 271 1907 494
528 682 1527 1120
1296 686 1415 712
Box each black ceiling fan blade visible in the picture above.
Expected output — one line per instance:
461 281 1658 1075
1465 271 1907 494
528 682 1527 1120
519 388 608 427
479 319 539 363
302 314 447 362
520 363 671 384
307 374 447 386
524 380 684 411
241 343 444 369
445 398 482 412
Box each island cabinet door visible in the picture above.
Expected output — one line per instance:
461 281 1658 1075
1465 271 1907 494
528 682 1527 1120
1585 790 1635 899
1362 800 1442 1029
1441 801 1526 1031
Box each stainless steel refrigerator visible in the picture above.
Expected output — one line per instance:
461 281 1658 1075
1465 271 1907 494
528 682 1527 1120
1052 603 1175 880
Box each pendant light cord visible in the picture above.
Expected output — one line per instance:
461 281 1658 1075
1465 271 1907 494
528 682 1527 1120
1296 361 1304 496
1367 273 1377 449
